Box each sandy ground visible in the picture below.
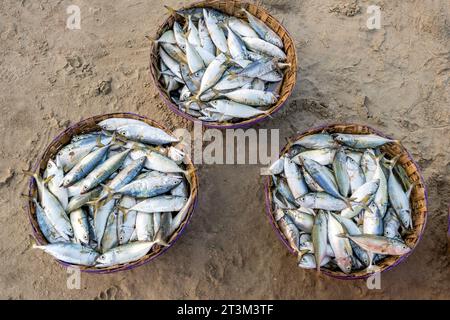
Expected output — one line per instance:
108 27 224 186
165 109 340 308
0 0 449 299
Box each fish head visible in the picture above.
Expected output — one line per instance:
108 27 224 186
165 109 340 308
332 133 349 145
336 256 352 274
384 226 397 239
394 242 412 255
399 209 412 229
295 195 310 207
80 183 90 194
298 254 315 269
96 252 112 265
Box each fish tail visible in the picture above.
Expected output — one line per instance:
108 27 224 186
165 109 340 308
154 229 169 247
145 35 156 43
117 205 129 215
164 5 178 16
95 135 105 148
406 181 417 199
383 154 401 170
22 170 37 179
43 174 55 185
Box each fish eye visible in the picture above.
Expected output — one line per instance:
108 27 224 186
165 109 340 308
100 255 105 260
119 236 123 241
84 235 88 240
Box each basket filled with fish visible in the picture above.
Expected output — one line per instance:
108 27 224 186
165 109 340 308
149 0 297 128
26 113 198 273
264 124 427 279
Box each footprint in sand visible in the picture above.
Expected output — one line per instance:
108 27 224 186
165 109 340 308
94 286 119 300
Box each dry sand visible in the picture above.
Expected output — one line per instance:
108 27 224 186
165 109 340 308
0 0 449 299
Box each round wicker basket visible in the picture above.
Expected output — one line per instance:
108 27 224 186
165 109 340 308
264 123 428 279
27 112 199 274
149 0 298 129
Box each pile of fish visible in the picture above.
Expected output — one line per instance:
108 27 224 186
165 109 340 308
155 6 290 123
28 118 193 268
269 132 415 274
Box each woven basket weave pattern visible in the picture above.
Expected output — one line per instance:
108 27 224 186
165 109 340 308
149 0 298 129
264 123 428 279
27 113 199 274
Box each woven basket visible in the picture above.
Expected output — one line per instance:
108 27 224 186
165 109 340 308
264 123 428 280
149 0 298 129
27 113 199 274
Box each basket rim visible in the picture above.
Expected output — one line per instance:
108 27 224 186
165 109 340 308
263 122 428 280
26 112 199 274
149 0 298 129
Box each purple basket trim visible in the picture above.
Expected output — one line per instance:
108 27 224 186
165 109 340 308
263 122 429 280
26 112 199 274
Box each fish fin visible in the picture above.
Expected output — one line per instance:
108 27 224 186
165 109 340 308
95 135 105 148
336 233 349 239
117 205 129 215
43 174 54 185
164 5 178 16
406 181 417 199
227 71 238 80
145 35 155 43
153 229 169 247
383 154 401 170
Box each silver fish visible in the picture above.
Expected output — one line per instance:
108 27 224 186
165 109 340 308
341 234 411 256
95 241 162 267
277 212 300 251
44 159 68 209
173 21 187 51
332 148 350 197
284 157 308 200
70 208 90 245
294 149 336 166
328 213 353 273
285 209 314 233
136 212 154 242
27 172 73 240
118 196 137 245
116 123 178 145
185 40 205 73
198 18 216 55
383 208 402 239
341 180 380 219
227 16 259 38
297 192 347 211
388 164 414 229
79 149 131 193
208 99 266 118
197 53 229 97
242 8 283 48
221 88 277 106
34 198 65 243
34 242 99 266
312 211 328 270
298 253 331 269
203 9 228 53
346 156 366 194
242 37 287 60
333 133 397 148
62 145 110 187
100 208 118 253
116 175 182 198
130 195 188 213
